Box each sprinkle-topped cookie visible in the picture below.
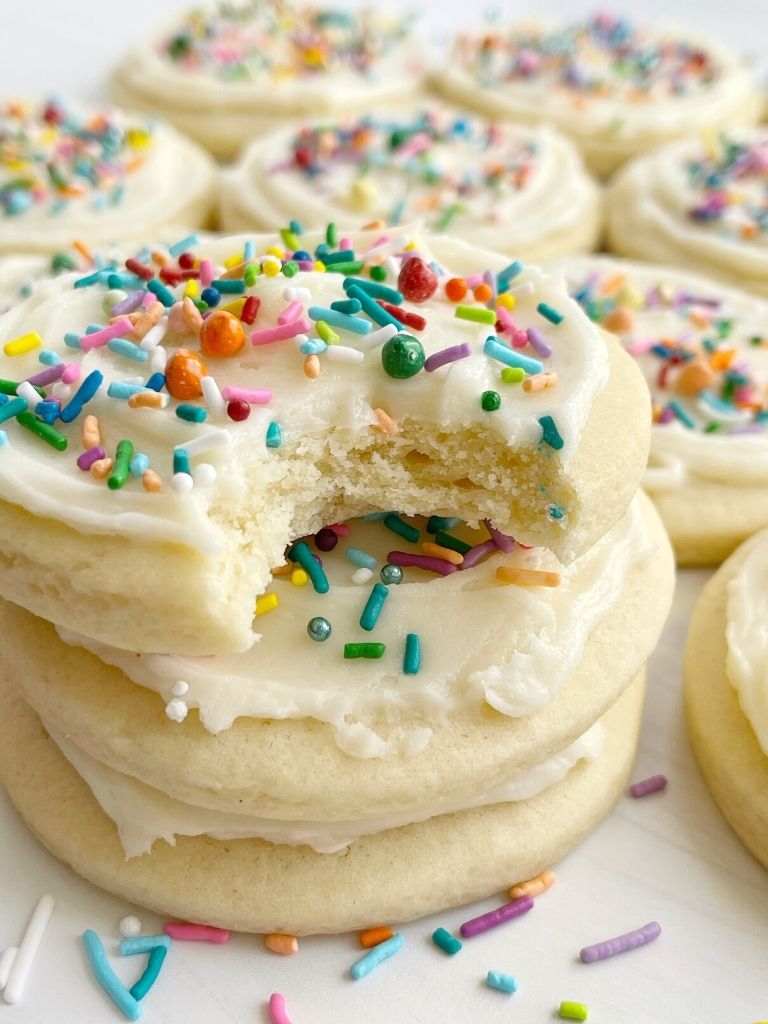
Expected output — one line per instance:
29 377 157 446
220 106 601 259
434 13 760 176
686 134 768 241
0 98 215 255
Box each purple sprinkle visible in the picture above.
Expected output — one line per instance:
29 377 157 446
629 774 668 798
77 446 106 471
459 896 534 938
386 551 457 576
111 290 146 317
580 921 661 964
526 327 552 358
459 540 498 569
483 520 516 552
658 407 675 425
424 343 472 373
25 365 64 387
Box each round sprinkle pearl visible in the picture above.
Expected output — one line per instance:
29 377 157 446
380 564 404 585
193 463 217 486
381 332 426 379
315 527 338 552
227 399 250 422
307 616 332 642
481 390 502 411
118 916 142 938
171 472 194 494
352 567 374 585
171 680 189 697
165 698 189 722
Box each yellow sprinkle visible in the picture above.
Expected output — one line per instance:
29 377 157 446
496 294 516 311
219 297 247 317
290 568 309 587
4 331 42 357
263 260 280 277
313 261 327 273
126 127 152 149
224 251 245 269
496 566 561 588
183 279 199 298
256 592 279 615
266 246 285 259
404 241 417 250
422 542 463 565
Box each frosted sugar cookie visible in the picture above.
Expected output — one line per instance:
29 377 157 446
111 1 427 160
433 14 761 177
552 255 768 565
0 227 650 655
607 130 768 295
0 637 647 933
685 530 768 870
0 98 216 255
219 107 601 259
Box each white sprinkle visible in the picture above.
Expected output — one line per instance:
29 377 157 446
0 948 17 989
357 323 397 351
508 280 535 297
140 322 167 351
50 382 71 401
293 333 309 350
150 347 167 373
118 916 142 938
171 680 189 697
324 345 364 365
165 698 189 723
15 383 38 409
171 472 194 494
2 894 55 1005
201 376 227 419
174 429 230 457
284 286 311 302
386 255 400 280
352 567 374 585
192 463 217 487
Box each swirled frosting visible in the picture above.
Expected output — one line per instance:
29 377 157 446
726 534 768 756
552 256 768 493
0 97 215 254
220 106 600 258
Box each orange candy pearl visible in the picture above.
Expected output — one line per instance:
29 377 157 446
165 349 208 400
444 277 468 302
199 310 245 357
473 282 493 303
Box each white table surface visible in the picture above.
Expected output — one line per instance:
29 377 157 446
2 2 768 1022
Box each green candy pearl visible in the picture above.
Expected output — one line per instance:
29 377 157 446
481 390 501 411
381 333 425 379
307 616 332 642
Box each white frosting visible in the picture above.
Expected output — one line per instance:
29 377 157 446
607 130 768 293
0 99 215 255
57 497 651 758
0 255 51 313
0 229 608 559
221 108 600 259
436 17 758 147
551 256 768 493
726 536 768 757
46 716 603 855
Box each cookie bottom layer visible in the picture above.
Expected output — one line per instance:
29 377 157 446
0 671 643 935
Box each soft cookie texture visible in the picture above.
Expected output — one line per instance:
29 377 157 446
685 533 768 869
607 130 768 296
0 97 216 254
219 106 602 260
0 667 646 934
432 13 761 177
111 2 427 160
550 255 768 565
0 229 650 655
2 494 673 822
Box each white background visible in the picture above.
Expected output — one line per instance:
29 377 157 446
1 2 768 1023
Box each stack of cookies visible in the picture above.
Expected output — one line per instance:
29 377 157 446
0 223 673 933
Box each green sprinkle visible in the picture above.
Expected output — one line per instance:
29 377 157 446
15 411 67 451
266 421 282 448
280 227 300 250
344 642 386 659
749 335 764 347
538 415 564 451
559 1001 589 1021
455 304 496 325
369 264 387 281
704 421 723 433
108 439 134 490
434 531 471 555
316 321 340 345
282 261 300 278
384 513 420 544
359 582 389 631
481 390 501 411
435 201 464 231
501 367 525 384
432 927 462 955
426 516 461 534
403 633 421 674
537 302 564 325
323 260 365 275
211 278 245 294
326 222 338 248
0 379 45 398
244 264 260 287
51 252 77 273
176 404 207 423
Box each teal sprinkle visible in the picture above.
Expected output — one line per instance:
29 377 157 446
537 302 564 325
289 219 303 236
107 272 142 290
548 503 566 520
323 249 355 265
120 935 171 955
434 530 471 555
173 449 191 475
359 582 389 631
39 350 62 365
362 511 390 521
289 540 330 594
129 945 167 1001
176 404 207 423
147 278 175 307
539 415 564 450
432 927 462 955
668 400 695 428
266 421 282 448
383 513 419 544
497 261 523 291
403 633 421 674
343 278 403 304
211 278 245 293
427 515 462 534
346 547 377 569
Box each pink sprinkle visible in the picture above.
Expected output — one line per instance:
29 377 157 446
329 523 351 536
627 339 657 356
340 236 353 250
629 774 667 798
387 551 457 576
142 291 156 308
251 317 311 346
268 993 294 1024
200 259 214 288
465 272 484 287
25 365 64 387
61 363 81 385
483 520 516 552
278 301 304 325
79 319 133 350
220 386 272 404
77 446 105 470
163 923 230 943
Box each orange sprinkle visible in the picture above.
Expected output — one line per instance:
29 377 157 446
81 414 100 449
421 542 463 565
598 273 627 296
444 277 468 303
221 261 246 280
128 391 165 409
676 361 714 395
304 354 320 379
523 372 558 394
182 296 203 334
473 282 493 303
362 219 386 230
709 348 735 372
270 563 293 577
142 469 163 492
128 301 164 341
688 310 711 330
359 926 393 949
72 239 93 264
150 249 169 267
509 869 556 900
603 307 635 333
496 566 561 588
90 457 113 480
372 407 398 436
265 933 299 955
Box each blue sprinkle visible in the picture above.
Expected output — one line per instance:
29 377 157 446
107 381 148 400
200 286 220 307
145 372 166 392
63 332 82 349
176 404 207 423
59 370 104 423
486 971 518 995
174 448 191 475
350 934 404 980
668 399 696 428
168 233 199 257
130 453 150 478
120 935 171 956
266 421 282 448
243 239 255 260
82 931 141 1021
346 547 377 569
36 401 60 424
38 350 62 365
0 430 7 446
300 338 327 355
107 338 148 362
484 337 543 375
